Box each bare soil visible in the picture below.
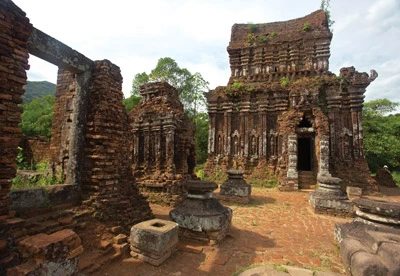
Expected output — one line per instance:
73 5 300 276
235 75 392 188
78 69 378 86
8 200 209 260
78 186 400 276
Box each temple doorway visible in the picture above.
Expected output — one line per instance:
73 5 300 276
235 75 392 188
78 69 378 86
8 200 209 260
297 136 316 189
297 137 312 171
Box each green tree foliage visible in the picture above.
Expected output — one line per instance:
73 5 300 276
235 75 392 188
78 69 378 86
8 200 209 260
194 112 209 164
363 98 399 116
122 95 141 113
130 57 209 116
363 99 400 172
22 81 56 103
19 95 54 139
131 72 150 97
320 0 335 31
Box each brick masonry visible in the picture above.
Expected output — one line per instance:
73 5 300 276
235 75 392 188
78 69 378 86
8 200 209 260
130 82 196 205
205 10 378 192
0 1 154 273
80 60 153 226
49 69 76 180
0 0 33 216
20 136 50 165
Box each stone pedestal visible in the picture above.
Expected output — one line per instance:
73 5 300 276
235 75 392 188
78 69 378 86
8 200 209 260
169 180 232 243
309 176 354 217
335 198 400 276
219 170 251 204
130 219 178 266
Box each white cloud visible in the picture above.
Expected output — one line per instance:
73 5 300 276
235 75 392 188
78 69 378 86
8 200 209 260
13 0 400 106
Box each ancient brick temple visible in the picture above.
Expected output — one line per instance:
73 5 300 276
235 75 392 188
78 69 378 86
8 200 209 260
129 82 196 205
0 0 153 272
204 10 377 191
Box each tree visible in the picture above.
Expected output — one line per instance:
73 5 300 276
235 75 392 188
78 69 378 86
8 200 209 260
19 95 54 139
363 99 400 172
131 72 150 97
122 95 141 113
130 57 209 116
363 98 399 117
320 0 335 31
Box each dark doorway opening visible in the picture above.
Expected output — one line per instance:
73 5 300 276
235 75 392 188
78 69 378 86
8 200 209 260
298 137 312 171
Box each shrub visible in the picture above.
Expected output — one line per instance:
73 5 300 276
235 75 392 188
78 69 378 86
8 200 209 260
258 36 267 43
248 23 257 33
280 76 290 88
303 23 310 31
247 34 255 43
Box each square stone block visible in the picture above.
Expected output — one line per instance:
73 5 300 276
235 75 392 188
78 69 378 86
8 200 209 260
130 219 178 255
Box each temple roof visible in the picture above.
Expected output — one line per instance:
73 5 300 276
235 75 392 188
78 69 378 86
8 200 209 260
228 10 332 50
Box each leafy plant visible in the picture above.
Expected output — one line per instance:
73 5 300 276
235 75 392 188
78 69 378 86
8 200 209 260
321 0 335 31
363 99 400 171
247 34 255 43
232 80 244 90
248 23 257 33
122 95 141 112
258 36 267 43
270 31 276 37
16 146 26 170
280 76 290 88
130 57 209 117
19 95 54 139
303 22 310 31
392 171 400 188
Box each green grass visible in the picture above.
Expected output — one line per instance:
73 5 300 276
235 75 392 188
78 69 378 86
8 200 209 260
247 177 278 188
12 162 63 189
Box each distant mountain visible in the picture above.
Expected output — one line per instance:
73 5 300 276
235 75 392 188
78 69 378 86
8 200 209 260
22 81 56 103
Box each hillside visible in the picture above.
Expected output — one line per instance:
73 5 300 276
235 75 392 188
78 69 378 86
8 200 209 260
22 81 56 103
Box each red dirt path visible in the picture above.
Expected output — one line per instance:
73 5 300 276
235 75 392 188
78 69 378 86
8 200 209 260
96 187 360 276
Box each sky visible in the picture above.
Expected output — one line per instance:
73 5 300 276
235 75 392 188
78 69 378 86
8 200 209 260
12 0 400 107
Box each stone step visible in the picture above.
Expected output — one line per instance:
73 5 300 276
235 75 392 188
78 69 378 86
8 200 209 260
298 171 316 189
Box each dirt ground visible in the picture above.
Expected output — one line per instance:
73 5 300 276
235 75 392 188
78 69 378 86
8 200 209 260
86 186 400 276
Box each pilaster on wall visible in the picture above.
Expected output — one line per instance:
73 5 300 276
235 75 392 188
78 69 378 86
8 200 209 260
318 135 331 178
49 69 76 180
0 0 33 216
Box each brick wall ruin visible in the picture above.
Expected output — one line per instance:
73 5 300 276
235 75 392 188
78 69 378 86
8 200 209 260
81 60 153 225
19 136 51 165
0 0 32 216
49 69 76 180
47 60 154 226
204 10 378 191
0 0 154 272
130 82 196 205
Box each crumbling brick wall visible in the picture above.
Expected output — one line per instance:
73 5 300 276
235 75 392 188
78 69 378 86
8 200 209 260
81 60 153 225
0 0 32 216
20 136 51 165
130 82 196 205
49 69 76 180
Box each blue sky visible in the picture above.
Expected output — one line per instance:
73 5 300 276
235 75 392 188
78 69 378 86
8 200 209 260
13 0 400 107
